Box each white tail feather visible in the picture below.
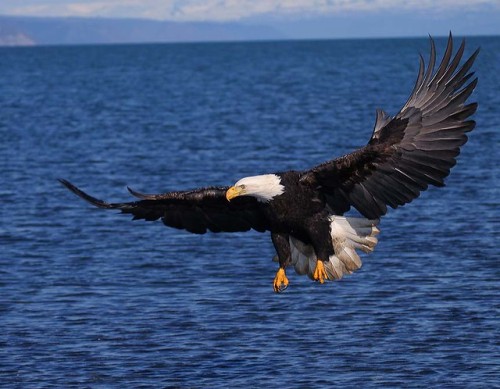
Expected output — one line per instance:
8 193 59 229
325 255 349 280
328 215 379 279
289 236 316 278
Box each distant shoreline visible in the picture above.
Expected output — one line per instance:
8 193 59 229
1 14 499 47
0 14 284 47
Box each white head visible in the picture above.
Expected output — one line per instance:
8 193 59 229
226 174 285 203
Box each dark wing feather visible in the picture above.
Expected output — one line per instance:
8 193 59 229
59 179 270 234
301 34 478 219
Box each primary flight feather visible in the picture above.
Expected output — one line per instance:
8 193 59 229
60 34 478 292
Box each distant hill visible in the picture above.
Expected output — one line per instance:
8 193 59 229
0 15 285 46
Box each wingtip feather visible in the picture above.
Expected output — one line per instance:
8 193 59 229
127 186 154 199
59 178 114 209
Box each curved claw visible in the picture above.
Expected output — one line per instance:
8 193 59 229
313 260 328 284
277 283 288 293
273 268 289 293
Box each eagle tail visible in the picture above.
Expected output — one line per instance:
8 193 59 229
289 216 379 281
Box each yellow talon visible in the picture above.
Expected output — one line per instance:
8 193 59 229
273 268 289 293
313 260 328 284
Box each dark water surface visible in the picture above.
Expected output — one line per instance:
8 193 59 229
1 37 499 387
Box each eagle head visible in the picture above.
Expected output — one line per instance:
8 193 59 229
226 174 285 203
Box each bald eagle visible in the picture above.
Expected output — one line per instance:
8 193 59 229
60 34 478 292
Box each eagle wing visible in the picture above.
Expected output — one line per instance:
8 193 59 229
300 34 479 219
59 179 270 234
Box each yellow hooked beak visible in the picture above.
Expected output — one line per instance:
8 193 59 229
226 186 244 201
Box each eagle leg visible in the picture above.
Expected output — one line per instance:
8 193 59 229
313 260 328 284
273 267 289 293
271 233 292 293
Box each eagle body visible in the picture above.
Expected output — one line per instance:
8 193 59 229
60 34 479 292
255 172 339 260
225 172 379 282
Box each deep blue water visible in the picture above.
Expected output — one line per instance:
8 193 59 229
1 37 499 387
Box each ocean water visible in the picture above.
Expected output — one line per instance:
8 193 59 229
1 37 498 387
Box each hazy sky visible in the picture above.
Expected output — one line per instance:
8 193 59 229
1 0 498 22
1 1 499 39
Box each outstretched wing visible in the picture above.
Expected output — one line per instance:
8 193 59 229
59 179 270 234
300 34 479 219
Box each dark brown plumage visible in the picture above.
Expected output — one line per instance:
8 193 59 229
60 34 478 292
59 180 269 234
300 35 479 219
